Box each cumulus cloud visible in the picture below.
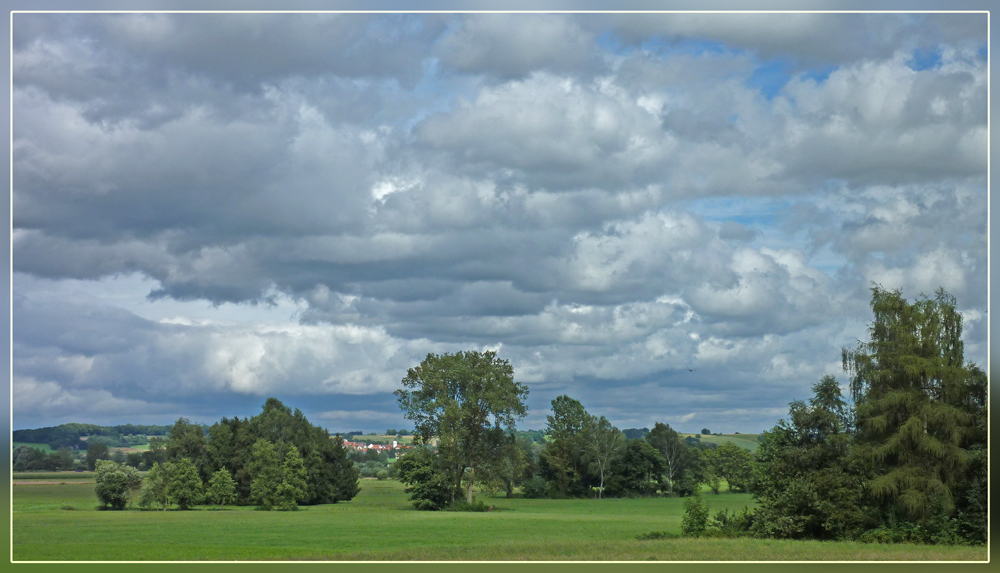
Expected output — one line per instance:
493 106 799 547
11 13 987 433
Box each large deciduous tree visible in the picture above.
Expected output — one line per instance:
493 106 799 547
712 443 755 493
168 457 204 510
540 395 591 497
646 422 688 496
395 350 529 505
583 415 623 499
843 286 984 529
86 441 110 471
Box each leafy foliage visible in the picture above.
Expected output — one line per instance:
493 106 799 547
94 460 142 510
85 442 110 471
206 468 238 509
276 446 308 511
681 494 709 536
843 286 983 528
395 448 452 510
539 395 591 497
138 461 171 511
193 399 359 506
710 443 755 493
168 457 204 510
249 439 282 510
646 422 689 495
752 376 874 539
605 440 664 497
582 415 624 498
395 350 528 504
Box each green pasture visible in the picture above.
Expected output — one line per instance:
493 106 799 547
13 471 98 482
681 433 761 452
12 479 985 561
349 434 415 445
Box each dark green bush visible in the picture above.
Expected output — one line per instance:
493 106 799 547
448 500 489 512
521 476 547 499
636 531 680 540
712 507 756 536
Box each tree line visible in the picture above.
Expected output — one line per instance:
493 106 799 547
391 350 755 509
91 398 360 511
13 423 173 450
392 287 987 545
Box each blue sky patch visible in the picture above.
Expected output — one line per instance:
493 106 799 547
747 59 794 99
907 47 942 71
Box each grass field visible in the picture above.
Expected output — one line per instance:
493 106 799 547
13 471 99 482
680 433 762 452
348 433 416 445
11 479 985 561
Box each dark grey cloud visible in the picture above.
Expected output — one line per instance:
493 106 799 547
11 12 987 433
603 13 986 69
437 14 600 79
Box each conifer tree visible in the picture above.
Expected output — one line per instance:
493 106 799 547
843 286 979 525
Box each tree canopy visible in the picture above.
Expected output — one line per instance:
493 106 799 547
843 286 983 526
395 350 528 504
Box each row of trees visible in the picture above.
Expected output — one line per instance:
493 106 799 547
153 398 359 506
14 423 171 451
93 399 360 510
12 446 79 472
392 350 756 510
746 287 987 544
530 396 755 500
392 287 987 547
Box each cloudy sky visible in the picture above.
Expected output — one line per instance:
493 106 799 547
10 11 988 434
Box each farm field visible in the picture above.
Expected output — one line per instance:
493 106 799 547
13 471 100 483
680 433 762 452
349 433 417 445
11 478 986 561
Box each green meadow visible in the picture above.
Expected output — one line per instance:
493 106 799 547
680 434 762 452
12 478 985 561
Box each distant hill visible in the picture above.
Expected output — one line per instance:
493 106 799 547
679 433 761 452
12 423 173 450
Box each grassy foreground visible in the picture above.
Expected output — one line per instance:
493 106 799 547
12 478 986 561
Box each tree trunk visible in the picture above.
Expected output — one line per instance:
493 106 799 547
466 464 475 504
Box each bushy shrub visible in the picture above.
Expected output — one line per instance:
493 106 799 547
395 449 452 511
449 500 489 512
521 476 547 499
681 494 709 536
636 531 680 540
712 507 756 537
94 460 142 510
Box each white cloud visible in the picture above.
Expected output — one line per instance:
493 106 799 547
10 13 987 432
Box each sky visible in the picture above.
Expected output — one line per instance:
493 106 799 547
10 11 989 434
